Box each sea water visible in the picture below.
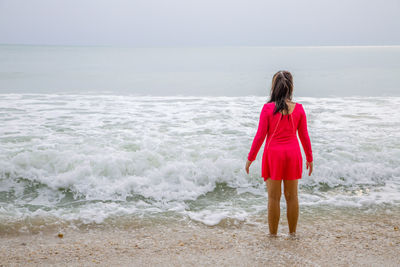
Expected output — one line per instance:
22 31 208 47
0 45 399 232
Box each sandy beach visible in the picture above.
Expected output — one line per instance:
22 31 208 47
1 209 399 267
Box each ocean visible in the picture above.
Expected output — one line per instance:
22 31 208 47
0 45 399 233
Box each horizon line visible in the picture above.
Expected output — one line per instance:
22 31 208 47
0 43 399 49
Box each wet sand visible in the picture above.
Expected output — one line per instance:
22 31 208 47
1 210 399 266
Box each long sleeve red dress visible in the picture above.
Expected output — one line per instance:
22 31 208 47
247 102 313 181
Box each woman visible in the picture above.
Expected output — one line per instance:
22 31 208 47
245 70 314 237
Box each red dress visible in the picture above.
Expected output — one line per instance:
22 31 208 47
248 102 313 181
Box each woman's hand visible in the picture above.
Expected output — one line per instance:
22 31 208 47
245 160 253 174
306 161 313 176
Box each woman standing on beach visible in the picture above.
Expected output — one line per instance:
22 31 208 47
245 70 314 236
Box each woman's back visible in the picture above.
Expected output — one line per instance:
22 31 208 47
265 102 313 161
269 102 298 147
247 101 313 181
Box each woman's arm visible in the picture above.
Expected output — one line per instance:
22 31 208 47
298 104 313 163
247 105 269 162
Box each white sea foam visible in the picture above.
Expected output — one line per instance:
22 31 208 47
0 94 399 226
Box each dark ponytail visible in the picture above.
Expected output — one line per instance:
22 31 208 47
267 70 294 115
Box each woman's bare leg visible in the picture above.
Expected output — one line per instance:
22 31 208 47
283 179 299 234
266 178 282 235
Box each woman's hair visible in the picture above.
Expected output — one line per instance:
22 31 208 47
267 70 294 115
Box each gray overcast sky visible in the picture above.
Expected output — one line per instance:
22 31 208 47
0 0 399 46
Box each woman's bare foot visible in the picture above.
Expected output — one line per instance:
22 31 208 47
288 232 299 240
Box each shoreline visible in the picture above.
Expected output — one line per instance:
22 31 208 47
1 211 399 266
